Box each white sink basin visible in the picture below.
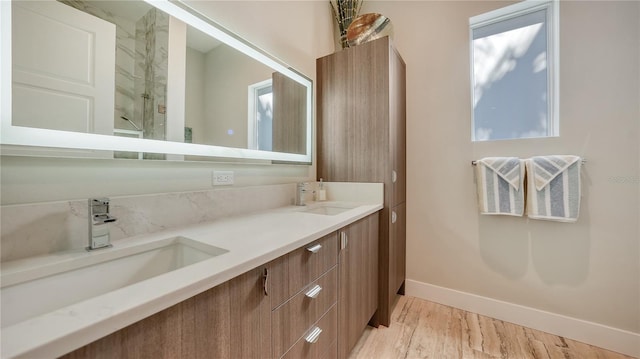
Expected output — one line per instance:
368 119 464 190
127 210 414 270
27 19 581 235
301 203 357 216
0 236 227 328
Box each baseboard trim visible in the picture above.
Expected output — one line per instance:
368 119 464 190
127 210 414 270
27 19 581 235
405 279 640 358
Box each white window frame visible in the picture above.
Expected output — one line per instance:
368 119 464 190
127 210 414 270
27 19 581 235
469 0 560 141
247 79 273 151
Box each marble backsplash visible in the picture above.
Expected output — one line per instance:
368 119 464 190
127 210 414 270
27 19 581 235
1 184 296 262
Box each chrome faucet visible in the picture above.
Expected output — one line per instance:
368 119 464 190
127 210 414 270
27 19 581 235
87 198 117 251
296 182 308 206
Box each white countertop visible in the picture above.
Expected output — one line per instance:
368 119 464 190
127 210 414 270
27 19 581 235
1 199 382 359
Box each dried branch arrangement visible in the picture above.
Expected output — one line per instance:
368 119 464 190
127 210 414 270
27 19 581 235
330 0 363 49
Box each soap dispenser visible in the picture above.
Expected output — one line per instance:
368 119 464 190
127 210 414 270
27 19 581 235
317 178 327 201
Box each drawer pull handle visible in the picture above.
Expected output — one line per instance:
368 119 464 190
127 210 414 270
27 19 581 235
262 268 269 296
305 326 323 344
392 170 397 183
306 244 322 253
392 211 397 224
340 232 348 249
305 284 323 299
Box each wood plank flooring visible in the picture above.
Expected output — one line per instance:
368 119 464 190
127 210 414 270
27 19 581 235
349 296 636 359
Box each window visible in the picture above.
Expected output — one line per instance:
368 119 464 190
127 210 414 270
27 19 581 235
470 0 559 141
247 80 273 151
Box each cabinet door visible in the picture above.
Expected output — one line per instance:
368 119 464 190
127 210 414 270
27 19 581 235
316 49 351 182
390 203 406 296
182 266 272 359
389 45 406 207
316 37 390 184
60 303 183 359
338 214 379 359
60 266 272 359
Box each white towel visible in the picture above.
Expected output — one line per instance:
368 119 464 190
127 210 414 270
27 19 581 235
525 155 581 222
475 157 525 216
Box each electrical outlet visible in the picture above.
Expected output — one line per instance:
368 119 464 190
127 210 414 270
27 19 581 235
212 171 234 186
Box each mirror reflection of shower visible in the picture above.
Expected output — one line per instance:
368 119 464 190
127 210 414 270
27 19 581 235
119 84 146 133
120 115 141 131
57 1 168 159
135 8 169 161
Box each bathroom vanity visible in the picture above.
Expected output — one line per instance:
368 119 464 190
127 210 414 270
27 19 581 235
0 184 383 359
58 214 378 359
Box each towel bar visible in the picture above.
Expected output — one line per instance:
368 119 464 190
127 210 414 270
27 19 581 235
471 159 586 166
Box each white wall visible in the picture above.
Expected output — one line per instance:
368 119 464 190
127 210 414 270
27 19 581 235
358 0 639 335
0 1 335 205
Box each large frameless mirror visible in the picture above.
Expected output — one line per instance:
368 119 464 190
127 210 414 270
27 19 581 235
1 0 312 163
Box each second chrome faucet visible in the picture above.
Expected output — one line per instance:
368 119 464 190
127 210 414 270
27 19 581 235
296 182 308 206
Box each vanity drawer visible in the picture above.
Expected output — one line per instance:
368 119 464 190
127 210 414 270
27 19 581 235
269 232 338 309
281 304 338 359
272 266 337 358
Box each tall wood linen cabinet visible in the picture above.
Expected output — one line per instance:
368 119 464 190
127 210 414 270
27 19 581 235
316 36 406 328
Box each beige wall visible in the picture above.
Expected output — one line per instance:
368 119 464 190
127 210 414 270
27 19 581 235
2 0 638 336
359 1 639 332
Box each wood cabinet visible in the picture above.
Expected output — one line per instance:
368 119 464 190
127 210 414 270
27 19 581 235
269 233 339 359
390 203 406 301
337 214 379 359
181 267 272 358
317 36 407 327
60 266 271 359
60 213 380 359
268 233 338 309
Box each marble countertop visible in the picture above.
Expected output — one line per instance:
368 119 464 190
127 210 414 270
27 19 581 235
1 196 382 358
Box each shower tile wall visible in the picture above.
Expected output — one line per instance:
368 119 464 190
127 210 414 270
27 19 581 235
135 8 169 149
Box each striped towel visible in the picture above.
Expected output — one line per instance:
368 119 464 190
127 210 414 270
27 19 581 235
525 155 582 222
475 157 525 216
